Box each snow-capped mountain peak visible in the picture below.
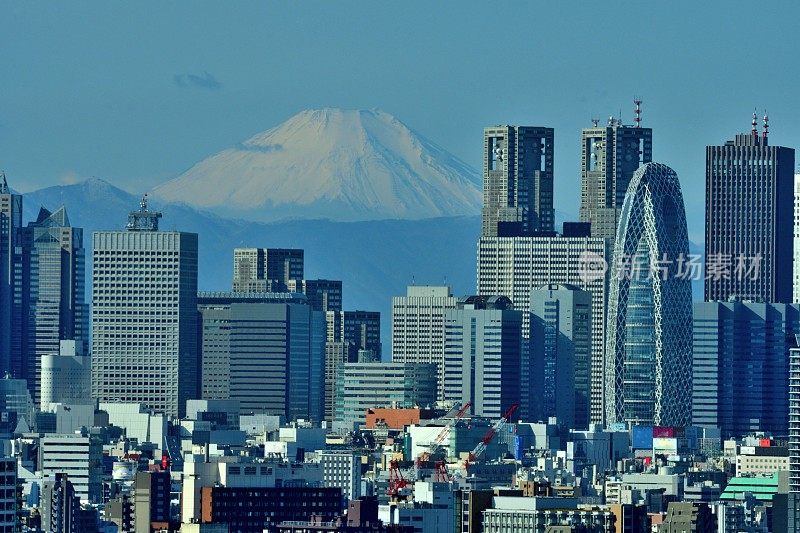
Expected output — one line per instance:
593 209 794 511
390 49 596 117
151 108 481 222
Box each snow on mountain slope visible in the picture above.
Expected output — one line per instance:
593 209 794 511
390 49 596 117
151 108 482 222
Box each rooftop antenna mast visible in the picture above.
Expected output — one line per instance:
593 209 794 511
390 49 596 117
762 110 769 139
634 98 642 128
752 110 758 137
591 116 600 127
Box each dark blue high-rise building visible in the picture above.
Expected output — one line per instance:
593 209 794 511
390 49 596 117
693 301 800 437
0 173 23 378
705 118 795 303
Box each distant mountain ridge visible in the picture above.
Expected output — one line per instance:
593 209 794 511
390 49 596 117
151 108 482 222
23 179 483 344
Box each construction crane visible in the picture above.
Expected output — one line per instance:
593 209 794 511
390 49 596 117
386 459 411 497
465 403 519 467
414 401 472 482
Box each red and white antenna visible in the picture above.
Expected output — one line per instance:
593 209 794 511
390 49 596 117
752 110 758 137
634 98 642 128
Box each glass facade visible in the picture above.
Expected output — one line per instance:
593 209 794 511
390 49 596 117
605 163 693 426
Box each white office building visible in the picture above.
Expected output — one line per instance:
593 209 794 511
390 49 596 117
40 340 92 411
318 450 360 502
40 432 102 503
91 198 198 418
391 286 458 400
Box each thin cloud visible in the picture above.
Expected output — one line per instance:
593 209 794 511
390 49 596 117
173 71 222 90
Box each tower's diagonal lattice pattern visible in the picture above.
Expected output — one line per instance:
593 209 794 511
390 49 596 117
605 162 693 426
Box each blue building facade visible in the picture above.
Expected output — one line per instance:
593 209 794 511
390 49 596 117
605 163 693 426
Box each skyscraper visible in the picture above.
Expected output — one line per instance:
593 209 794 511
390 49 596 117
233 247 304 292
91 197 198 418
477 235 609 423
287 278 343 312
530 284 592 429
789 339 800 531
793 173 800 304
21 206 86 406
443 295 522 419
391 286 458 400
0 173 23 378
693 302 799 437
197 292 325 421
579 107 652 239
482 126 554 237
705 116 795 303
324 310 381 421
605 162 692 427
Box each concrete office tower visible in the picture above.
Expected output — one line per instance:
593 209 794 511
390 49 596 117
40 340 92 411
41 473 79 532
0 173 23 378
482 126 554 237
693 302 800 437
790 341 800 532
477 235 609 423
530 284 592 429
133 470 171 532
40 432 103 503
287 278 343 312
705 118 795 303
794 174 800 303
233 247 304 292
335 362 437 426
442 296 522 419
605 163 692 427
392 286 458 400
324 310 381 422
0 456 15 531
197 292 325 421
21 206 86 406
579 110 653 239
91 197 198 418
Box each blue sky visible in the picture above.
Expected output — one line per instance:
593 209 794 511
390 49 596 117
2 1 798 242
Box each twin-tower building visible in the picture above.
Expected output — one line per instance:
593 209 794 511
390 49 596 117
477 112 692 427
478 109 795 429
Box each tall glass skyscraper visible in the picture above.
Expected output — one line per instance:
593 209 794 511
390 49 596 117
705 122 795 303
91 197 198 418
0 173 23 378
693 302 799 437
605 163 692 426
21 206 86 406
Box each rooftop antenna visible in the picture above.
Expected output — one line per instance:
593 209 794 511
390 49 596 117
0 171 7 194
752 110 758 137
411 274 416 286
591 116 600 127
762 110 769 139
634 98 642 128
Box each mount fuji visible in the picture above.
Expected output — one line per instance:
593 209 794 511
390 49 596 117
152 108 482 222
